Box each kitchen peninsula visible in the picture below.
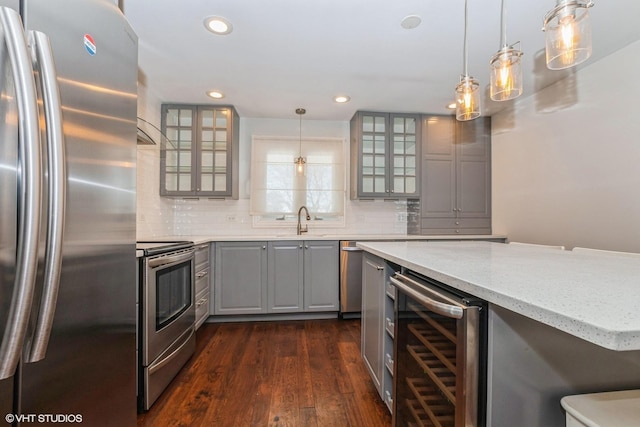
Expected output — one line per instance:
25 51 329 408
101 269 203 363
357 240 640 426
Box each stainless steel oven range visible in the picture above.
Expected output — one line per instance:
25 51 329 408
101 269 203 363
391 271 487 427
137 241 196 411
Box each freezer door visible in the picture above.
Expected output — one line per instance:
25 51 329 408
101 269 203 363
0 1 19 416
19 0 138 425
0 0 33 417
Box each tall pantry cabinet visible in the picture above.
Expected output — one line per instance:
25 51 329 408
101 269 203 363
419 115 491 235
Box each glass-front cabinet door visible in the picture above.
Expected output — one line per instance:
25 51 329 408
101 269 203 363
351 111 420 199
162 106 195 194
199 108 230 193
360 112 388 196
390 114 418 196
161 104 238 198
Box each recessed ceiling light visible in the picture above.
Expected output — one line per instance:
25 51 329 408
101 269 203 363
206 90 225 99
333 95 351 103
204 16 233 35
401 15 422 30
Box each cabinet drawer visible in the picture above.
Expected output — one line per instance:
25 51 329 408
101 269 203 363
195 288 209 330
384 390 393 414
385 317 395 338
195 266 210 294
385 281 396 300
420 217 491 229
385 353 394 375
195 244 210 268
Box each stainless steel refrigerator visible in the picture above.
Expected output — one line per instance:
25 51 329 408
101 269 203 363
0 0 137 425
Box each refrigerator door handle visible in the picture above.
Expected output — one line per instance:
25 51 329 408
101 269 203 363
24 31 66 363
0 7 43 380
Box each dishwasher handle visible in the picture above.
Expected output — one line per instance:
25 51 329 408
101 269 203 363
390 275 464 319
341 246 364 252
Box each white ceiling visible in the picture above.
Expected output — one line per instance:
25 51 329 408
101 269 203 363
122 0 640 121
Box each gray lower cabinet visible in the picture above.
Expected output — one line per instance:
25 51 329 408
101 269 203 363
420 115 491 234
268 241 304 313
194 243 211 329
382 273 396 413
361 252 386 397
303 240 339 311
214 241 268 315
215 240 339 316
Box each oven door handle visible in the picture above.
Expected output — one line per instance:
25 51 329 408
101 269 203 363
148 250 194 269
390 276 464 319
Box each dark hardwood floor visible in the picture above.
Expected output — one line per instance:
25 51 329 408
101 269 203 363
137 319 392 427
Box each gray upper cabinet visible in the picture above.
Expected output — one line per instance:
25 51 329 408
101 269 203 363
160 104 239 198
268 241 304 313
214 241 268 315
350 111 421 199
420 115 491 234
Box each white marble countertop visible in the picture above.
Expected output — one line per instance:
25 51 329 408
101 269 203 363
138 234 505 246
356 240 640 351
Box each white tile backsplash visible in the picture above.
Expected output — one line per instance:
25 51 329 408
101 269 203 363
137 142 408 237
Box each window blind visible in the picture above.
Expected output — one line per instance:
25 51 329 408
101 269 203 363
250 136 345 216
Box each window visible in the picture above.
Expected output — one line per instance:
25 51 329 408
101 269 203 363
250 136 345 220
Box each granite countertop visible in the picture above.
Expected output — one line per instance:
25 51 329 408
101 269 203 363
356 240 640 351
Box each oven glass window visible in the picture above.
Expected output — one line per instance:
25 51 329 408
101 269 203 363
395 291 458 426
156 262 191 330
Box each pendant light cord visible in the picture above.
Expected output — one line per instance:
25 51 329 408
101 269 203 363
463 0 469 77
500 0 507 48
298 111 302 156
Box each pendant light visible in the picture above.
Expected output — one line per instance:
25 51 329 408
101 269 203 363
543 0 594 70
489 0 523 101
294 108 306 175
455 0 481 121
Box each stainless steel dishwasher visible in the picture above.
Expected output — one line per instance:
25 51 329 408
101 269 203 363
339 241 364 318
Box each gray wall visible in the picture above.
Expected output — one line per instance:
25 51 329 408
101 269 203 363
492 40 640 252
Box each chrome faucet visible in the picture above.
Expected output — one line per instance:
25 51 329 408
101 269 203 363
297 205 311 235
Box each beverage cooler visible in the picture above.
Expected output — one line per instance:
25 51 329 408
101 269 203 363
391 271 487 427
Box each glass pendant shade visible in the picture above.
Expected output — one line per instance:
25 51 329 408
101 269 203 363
455 0 480 122
543 0 594 70
455 75 481 121
295 156 306 175
294 108 306 175
489 45 523 101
